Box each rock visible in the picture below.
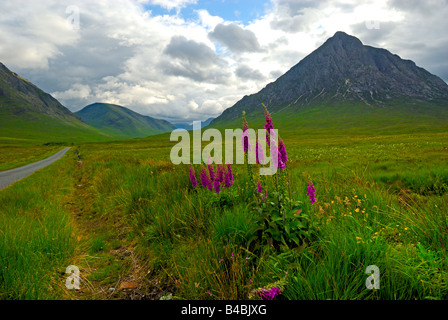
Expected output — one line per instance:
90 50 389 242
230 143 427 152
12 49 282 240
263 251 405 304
119 281 138 290
160 293 173 300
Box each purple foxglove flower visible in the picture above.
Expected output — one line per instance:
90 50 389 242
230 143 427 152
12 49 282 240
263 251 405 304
217 164 224 183
278 139 287 165
188 165 197 188
242 114 251 153
259 286 281 300
278 158 286 169
256 139 264 164
264 116 273 134
270 143 281 169
241 130 252 153
257 181 263 193
200 166 213 191
208 163 215 182
262 190 268 201
270 141 286 170
214 177 221 194
306 182 316 205
243 115 249 132
262 104 274 145
224 163 234 188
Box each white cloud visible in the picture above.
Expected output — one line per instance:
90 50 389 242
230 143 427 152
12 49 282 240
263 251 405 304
0 0 80 69
53 83 91 100
147 0 197 11
196 9 224 30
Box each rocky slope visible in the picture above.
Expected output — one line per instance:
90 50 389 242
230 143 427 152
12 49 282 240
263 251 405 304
0 62 84 124
212 31 448 124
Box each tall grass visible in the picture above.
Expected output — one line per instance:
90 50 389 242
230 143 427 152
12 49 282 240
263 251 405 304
63 130 448 300
1 128 447 300
0 150 76 299
0 144 64 171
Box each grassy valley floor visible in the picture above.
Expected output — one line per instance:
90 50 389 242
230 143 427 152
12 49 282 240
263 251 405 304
1 130 448 299
0 143 67 171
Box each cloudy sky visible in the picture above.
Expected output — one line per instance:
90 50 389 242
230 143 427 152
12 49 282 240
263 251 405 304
1 0 447 125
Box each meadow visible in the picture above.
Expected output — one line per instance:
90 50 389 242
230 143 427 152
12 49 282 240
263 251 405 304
1 110 448 300
0 143 66 171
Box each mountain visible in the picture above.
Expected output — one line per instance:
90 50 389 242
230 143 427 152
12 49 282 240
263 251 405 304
174 117 215 130
0 62 109 143
75 103 176 138
211 32 448 133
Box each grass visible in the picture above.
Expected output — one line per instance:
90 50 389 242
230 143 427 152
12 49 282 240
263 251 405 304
0 148 77 299
212 100 448 137
1 117 448 300
0 144 67 171
0 110 117 145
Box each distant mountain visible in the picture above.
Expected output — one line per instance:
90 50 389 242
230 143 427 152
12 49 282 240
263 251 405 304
0 62 108 143
174 117 215 130
211 32 448 133
75 103 176 138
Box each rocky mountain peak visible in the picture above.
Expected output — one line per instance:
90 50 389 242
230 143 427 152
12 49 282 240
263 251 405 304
212 31 448 124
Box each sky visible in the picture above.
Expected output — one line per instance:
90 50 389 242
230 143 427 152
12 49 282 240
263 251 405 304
1 0 447 125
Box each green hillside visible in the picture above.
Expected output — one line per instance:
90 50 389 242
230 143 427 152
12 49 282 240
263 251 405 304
210 100 448 138
75 103 176 139
0 110 115 145
0 62 113 144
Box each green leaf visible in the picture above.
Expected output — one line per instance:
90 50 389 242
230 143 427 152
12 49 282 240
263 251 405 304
285 224 290 235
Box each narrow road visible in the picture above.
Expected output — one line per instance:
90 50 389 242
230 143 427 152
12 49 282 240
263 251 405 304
0 147 71 191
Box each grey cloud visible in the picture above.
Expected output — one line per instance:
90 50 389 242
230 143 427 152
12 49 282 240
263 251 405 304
235 64 266 81
270 0 358 33
349 21 397 47
349 4 448 83
270 16 304 33
414 43 448 82
162 62 229 83
389 0 448 14
162 35 230 83
273 0 320 15
269 0 319 33
12 10 135 102
26 38 132 95
208 23 262 53
269 70 284 79
164 35 222 66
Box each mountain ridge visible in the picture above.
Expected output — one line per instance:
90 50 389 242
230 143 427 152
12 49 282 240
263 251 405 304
211 31 448 126
0 62 111 143
174 117 215 130
75 102 176 138
0 62 83 123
